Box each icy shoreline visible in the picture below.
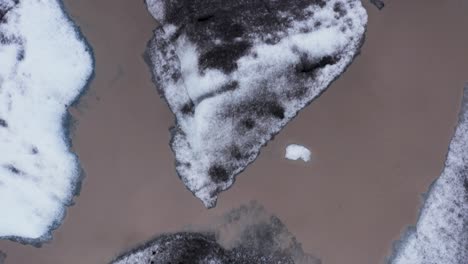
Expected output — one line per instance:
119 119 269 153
388 86 468 264
0 0 94 245
145 0 368 207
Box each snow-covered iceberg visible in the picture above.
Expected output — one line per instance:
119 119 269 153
111 202 321 264
0 0 93 244
388 86 468 264
145 0 367 207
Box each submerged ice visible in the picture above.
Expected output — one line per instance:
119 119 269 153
145 0 367 207
0 0 92 243
111 202 320 264
388 86 468 264
369 0 385 10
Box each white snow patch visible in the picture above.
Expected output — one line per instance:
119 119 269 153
145 0 165 22
176 37 229 102
285 144 311 162
0 0 93 241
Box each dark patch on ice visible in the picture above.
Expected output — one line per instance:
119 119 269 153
369 0 385 10
333 2 347 17
110 202 321 264
195 80 239 104
181 101 195 115
199 41 251 73
229 145 243 160
230 98 286 122
31 146 39 155
4 164 22 175
145 0 366 207
196 13 215 23
0 0 17 23
0 119 7 128
296 55 340 74
16 47 24 61
241 118 255 130
464 177 468 193
209 165 230 183
120 232 229 264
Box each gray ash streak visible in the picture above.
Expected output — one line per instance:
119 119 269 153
145 0 367 207
111 202 320 264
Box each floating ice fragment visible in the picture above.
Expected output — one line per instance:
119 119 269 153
388 86 468 264
285 144 312 162
0 0 93 244
145 0 367 207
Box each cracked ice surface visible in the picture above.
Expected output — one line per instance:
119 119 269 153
0 0 93 243
145 0 367 207
388 86 468 264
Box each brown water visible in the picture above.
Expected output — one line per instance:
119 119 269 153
1 1 468 264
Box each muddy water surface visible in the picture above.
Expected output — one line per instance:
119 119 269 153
1 1 468 264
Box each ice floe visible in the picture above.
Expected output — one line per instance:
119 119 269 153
111 202 321 264
285 144 311 162
0 0 93 243
388 86 468 264
145 0 367 207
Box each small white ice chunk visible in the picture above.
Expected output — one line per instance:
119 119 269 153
285 144 311 162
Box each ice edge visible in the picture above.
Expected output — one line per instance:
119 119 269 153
386 84 468 264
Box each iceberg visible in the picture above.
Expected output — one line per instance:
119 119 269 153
145 0 367 207
0 0 93 244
